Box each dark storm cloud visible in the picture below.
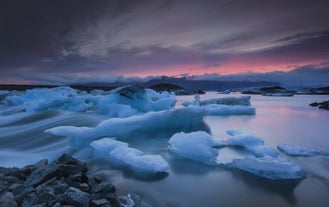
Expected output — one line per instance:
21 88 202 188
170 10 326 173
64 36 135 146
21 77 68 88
0 0 146 69
239 30 329 62
0 0 329 84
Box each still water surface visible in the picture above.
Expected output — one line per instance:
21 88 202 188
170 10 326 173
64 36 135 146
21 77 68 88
92 93 329 207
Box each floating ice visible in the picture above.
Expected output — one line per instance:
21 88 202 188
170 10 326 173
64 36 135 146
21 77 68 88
228 156 306 180
108 86 176 112
0 90 9 103
110 147 169 173
203 104 255 115
168 131 218 165
199 96 251 106
3 86 176 116
46 107 208 149
182 95 255 116
278 144 329 157
225 129 278 157
181 100 192 107
90 137 128 158
98 102 137 118
90 138 169 173
6 87 91 112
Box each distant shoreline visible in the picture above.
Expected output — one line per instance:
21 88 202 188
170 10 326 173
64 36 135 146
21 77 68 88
0 84 116 92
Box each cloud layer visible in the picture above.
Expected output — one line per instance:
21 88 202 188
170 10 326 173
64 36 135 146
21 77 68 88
0 0 328 84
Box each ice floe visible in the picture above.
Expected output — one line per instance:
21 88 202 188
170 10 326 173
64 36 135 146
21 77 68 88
168 131 218 165
182 95 255 116
45 107 207 149
203 104 255 115
91 138 169 173
225 129 278 157
199 96 251 106
228 156 306 180
3 86 176 116
277 144 329 157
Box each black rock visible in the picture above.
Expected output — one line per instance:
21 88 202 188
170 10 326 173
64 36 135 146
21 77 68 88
0 192 18 207
25 163 59 187
0 154 122 207
53 180 70 194
57 154 88 177
63 187 90 207
119 194 153 207
309 102 319 107
90 182 116 195
309 100 329 110
36 191 58 206
90 198 110 207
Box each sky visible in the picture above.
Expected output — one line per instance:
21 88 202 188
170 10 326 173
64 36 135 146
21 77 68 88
0 0 329 85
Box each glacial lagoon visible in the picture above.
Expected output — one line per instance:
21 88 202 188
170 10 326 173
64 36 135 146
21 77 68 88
0 88 328 207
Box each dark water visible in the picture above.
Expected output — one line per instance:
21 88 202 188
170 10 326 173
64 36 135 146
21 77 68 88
1 93 329 206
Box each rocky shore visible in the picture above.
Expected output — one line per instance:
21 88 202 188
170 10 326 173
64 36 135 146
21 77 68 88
309 100 329 110
0 154 151 207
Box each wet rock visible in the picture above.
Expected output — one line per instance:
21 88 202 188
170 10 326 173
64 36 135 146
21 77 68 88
25 163 59 187
57 154 88 177
3 175 19 183
309 100 329 110
53 180 69 194
0 192 18 207
63 187 90 207
119 194 152 207
79 183 90 192
9 184 27 196
90 182 116 195
90 198 110 207
36 191 58 206
0 154 124 207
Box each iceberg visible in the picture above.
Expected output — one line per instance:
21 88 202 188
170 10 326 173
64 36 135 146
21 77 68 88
168 131 218 165
228 156 306 180
277 144 329 157
199 96 251 106
6 87 91 112
90 138 169 173
225 129 278 157
109 147 169 173
108 86 177 112
45 107 208 149
90 137 128 158
203 104 255 115
182 95 255 116
3 86 177 116
97 102 137 118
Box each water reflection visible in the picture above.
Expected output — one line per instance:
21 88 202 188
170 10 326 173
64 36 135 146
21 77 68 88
232 169 303 205
168 156 217 176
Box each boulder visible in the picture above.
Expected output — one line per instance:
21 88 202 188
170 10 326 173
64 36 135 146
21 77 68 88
63 187 90 207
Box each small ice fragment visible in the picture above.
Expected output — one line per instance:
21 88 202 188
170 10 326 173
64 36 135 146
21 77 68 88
168 131 218 165
229 156 306 180
278 144 329 157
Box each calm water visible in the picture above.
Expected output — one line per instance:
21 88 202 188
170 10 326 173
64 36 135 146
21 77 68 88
1 92 329 207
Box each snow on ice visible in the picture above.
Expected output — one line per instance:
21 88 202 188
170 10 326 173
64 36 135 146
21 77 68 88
224 129 278 157
91 138 169 173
